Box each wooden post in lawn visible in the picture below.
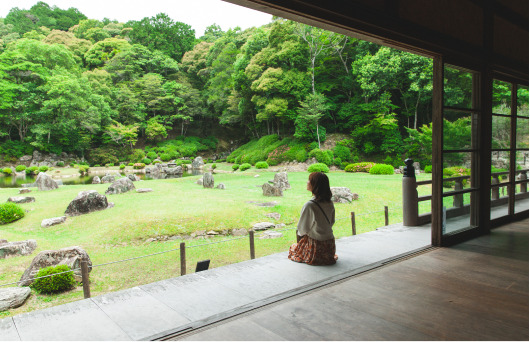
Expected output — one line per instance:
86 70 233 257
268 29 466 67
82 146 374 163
249 230 255 259
351 212 356 235
384 206 389 226
80 259 91 299
180 242 186 276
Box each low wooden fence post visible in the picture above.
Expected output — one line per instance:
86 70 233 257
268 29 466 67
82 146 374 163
351 212 356 235
384 206 389 226
80 260 91 299
249 230 255 259
180 242 186 276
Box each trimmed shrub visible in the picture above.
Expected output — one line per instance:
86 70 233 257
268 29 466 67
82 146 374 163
128 163 134 166
78 165 89 174
2 167 12 175
211 164 217 170
424 165 432 173
307 163 330 173
105 163 114 167
333 157 342 166
119 164 126 170
255 161 269 169
146 151 158 160
153 160 161 164
30 265 76 294
38 165 49 172
128 149 145 163
181 160 192 164
333 145 351 162
56 161 64 167
344 162 375 173
239 163 251 171
94 164 101 167
0 202 25 224
25 166 39 175
133 163 146 169
142 158 152 165
15 165 26 172
160 153 171 162
308 148 333 166
216 159 225 162
232 163 240 171
369 164 395 175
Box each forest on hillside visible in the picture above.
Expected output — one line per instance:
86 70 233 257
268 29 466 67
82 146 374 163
0 2 527 167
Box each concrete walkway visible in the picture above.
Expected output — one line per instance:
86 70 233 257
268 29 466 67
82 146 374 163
0 223 430 341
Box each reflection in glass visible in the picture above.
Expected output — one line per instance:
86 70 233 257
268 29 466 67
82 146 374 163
492 79 512 114
492 115 511 150
444 66 473 109
517 85 529 117
443 112 471 149
490 189 509 220
516 117 529 149
491 151 510 185
516 150 529 173
443 152 472 195
442 193 478 235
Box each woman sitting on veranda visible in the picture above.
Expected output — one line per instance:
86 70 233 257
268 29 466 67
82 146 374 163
288 172 338 265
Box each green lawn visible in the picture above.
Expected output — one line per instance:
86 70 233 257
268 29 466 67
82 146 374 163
0 167 433 317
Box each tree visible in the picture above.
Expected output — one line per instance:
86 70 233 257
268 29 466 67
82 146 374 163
294 93 330 147
104 122 138 149
126 13 195 62
84 38 131 68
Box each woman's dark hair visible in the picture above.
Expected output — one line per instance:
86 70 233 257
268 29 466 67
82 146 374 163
309 172 332 202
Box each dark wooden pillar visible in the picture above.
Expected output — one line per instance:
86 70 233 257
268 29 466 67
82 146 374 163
431 56 444 247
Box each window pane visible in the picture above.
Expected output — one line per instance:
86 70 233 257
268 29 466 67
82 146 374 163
515 151 529 214
491 151 510 185
517 85 529 117
493 79 512 115
517 117 529 149
444 111 472 149
516 150 529 171
442 191 478 235
492 115 511 149
443 152 472 195
444 66 473 109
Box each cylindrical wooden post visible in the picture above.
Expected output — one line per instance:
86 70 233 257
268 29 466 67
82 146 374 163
80 260 91 299
180 242 186 276
384 206 389 226
453 179 464 207
249 230 255 259
492 177 500 200
402 159 418 226
351 212 356 235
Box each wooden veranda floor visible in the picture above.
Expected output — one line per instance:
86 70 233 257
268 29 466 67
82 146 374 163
176 218 529 341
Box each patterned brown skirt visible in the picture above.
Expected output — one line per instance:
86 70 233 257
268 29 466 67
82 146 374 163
288 235 337 265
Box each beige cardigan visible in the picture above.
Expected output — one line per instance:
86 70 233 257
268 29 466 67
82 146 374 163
296 198 335 241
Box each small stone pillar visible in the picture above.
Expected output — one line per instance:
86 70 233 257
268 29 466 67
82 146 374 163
402 158 418 226
518 172 527 193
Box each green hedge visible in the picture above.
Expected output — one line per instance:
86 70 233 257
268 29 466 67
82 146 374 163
15 165 26 172
0 202 25 224
308 148 333 166
2 167 12 175
239 163 252 171
255 161 269 169
369 164 395 175
424 165 432 173
30 265 76 294
344 162 375 173
307 163 329 173
232 163 240 171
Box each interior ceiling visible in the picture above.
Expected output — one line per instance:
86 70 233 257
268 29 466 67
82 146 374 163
224 0 529 81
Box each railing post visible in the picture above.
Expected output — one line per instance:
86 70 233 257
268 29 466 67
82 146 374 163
180 242 186 276
453 179 464 208
491 177 500 200
402 158 419 226
249 230 255 259
80 259 91 299
384 206 389 226
519 171 527 193
350 212 356 235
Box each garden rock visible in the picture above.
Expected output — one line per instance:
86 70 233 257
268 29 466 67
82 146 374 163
165 166 183 175
0 287 31 311
331 187 358 203
105 177 135 195
0 240 37 259
7 196 35 204
252 222 275 231
273 172 290 190
92 176 101 184
216 183 225 190
35 172 58 191
192 156 204 169
41 216 67 228
100 174 115 183
207 230 219 235
65 190 109 216
231 228 248 236
266 212 281 220
196 177 203 186
262 183 283 197
259 231 283 239
136 188 153 193
127 174 140 182
19 246 92 286
203 172 214 188
19 188 31 194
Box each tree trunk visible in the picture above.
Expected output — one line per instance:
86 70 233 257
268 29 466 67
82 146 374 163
316 122 321 149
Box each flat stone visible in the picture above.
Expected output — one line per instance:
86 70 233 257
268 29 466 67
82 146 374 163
265 212 281 220
18 188 31 194
207 230 219 235
0 287 31 311
7 197 35 204
0 317 20 341
216 183 225 190
0 240 37 259
41 216 67 228
136 188 153 193
252 222 275 231
231 228 248 236
259 231 284 239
